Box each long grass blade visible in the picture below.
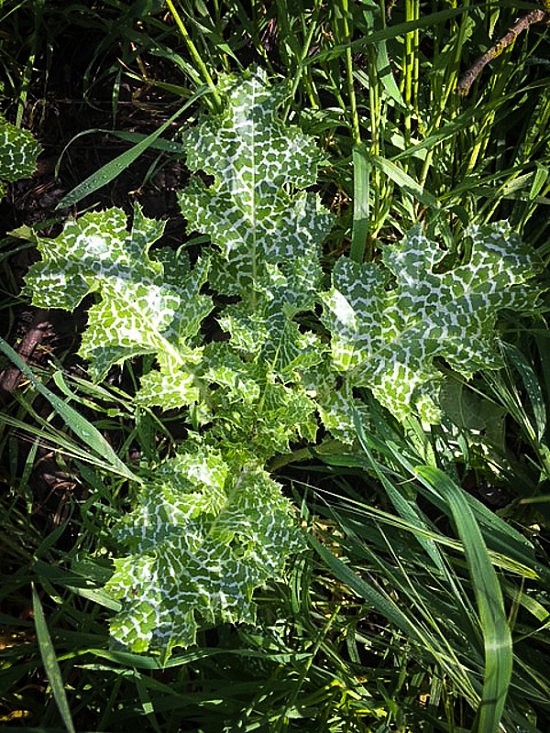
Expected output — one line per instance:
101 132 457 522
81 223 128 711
372 37 405 110
309 534 422 644
502 342 547 443
354 427 448 577
371 153 439 209
0 338 138 482
416 466 513 733
386 440 539 571
32 584 76 733
349 144 370 262
56 84 209 209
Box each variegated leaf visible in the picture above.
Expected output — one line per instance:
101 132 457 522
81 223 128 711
24 205 213 390
178 67 334 297
0 115 41 190
105 447 305 658
322 222 542 423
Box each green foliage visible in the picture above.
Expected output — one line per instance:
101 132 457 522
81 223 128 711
23 68 333 654
322 222 542 424
178 69 331 296
22 68 544 662
2 2 550 730
24 204 209 383
105 447 304 658
312 421 550 733
0 113 41 194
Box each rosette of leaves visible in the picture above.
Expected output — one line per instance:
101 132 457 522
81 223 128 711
0 113 41 196
20 65 545 656
177 67 344 449
23 68 335 655
321 223 542 425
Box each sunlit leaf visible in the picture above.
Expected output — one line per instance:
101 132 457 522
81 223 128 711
106 448 305 657
322 223 542 423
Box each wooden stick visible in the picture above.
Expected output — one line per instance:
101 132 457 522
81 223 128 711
0 321 53 394
457 9 547 96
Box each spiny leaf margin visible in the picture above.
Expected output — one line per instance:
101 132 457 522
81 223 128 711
321 222 542 424
105 447 305 657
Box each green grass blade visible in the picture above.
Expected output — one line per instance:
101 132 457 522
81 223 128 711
387 440 539 570
136 678 162 733
107 129 187 154
349 144 370 262
502 342 547 443
32 584 76 733
309 534 422 644
353 423 448 577
55 128 186 179
56 84 209 209
311 7 469 64
371 153 439 209
372 38 405 110
0 338 138 482
416 466 513 733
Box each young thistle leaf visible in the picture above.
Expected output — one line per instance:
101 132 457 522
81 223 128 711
105 447 305 656
0 115 41 194
178 67 334 298
24 204 213 406
322 222 542 424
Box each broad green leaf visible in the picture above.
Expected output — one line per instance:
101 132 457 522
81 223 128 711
20 65 546 672
303 362 371 444
440 379 506 434
20 69 334 659
204 347 319 461
105 447 305 658
322 222 542 423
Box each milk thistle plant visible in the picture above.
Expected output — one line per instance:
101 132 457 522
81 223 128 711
22 68 542 659
0 112 41 196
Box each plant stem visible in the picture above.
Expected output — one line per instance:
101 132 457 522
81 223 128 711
165 0 222 109
402 0 419 148
340 0 361 145
284 1 321 118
